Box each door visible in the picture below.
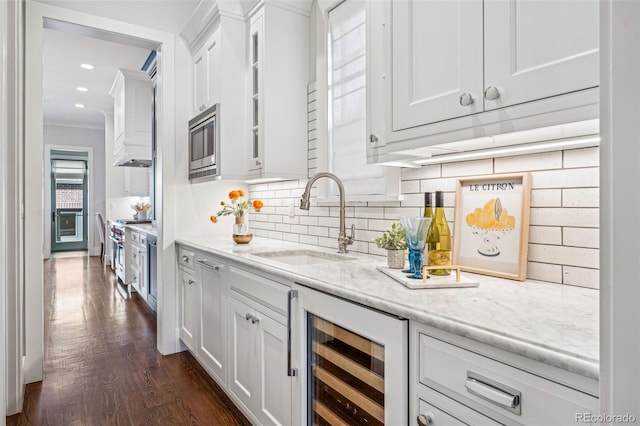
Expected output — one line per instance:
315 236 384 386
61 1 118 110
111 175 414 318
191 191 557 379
198 259 227 386
391 0 483 131
228 295 256 412
257 313 291 426
179 268 198 352
248 11 264 172
483 0 599 110
193 46 207 113
50 158 88 252
204 30 220 108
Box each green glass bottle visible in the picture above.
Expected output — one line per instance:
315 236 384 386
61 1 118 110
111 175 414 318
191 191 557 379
426 191 451 276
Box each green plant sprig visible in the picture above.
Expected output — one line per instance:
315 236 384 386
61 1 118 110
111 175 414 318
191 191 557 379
374 222 407 250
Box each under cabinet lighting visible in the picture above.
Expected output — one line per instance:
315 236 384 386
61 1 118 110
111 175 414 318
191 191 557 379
74 103 85 108
245 177 286 184
412 136 600 165
80 63 94 70
76 86 88 92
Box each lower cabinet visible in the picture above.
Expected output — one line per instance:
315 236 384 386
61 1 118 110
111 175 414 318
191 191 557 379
196 256 228 387
178 249 198 352
410 322 599 426
228 290 292 426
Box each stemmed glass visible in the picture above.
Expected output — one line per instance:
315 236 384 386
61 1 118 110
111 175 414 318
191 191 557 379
400 216 431 279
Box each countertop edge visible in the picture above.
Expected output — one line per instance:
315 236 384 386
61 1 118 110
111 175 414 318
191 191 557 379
176 237 599 381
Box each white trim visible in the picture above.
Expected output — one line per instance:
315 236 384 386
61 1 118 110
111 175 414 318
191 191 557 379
43 145 94 259
1 0 8 418
43 120 105 131
25 1 180 385
600 0 640 419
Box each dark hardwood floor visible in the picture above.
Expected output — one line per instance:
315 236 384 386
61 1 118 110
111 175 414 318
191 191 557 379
7 254 250 426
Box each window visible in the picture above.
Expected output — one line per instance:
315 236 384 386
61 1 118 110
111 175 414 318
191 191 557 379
327 1 390 197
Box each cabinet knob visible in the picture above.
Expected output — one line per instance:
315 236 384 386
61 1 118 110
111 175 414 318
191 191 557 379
369 134 379 144
188 279 195 285
245 313 253 321
459 92 474 106
417 413 433 426
484 86 500 101
250 316 260 324
181 255 189 263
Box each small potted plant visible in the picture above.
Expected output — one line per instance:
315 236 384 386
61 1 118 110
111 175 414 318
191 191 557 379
374 222 407 269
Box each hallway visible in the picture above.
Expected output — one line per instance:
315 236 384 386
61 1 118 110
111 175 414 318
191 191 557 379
7 255 248 425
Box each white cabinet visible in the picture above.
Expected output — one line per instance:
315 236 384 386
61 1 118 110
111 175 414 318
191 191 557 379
192 30 220 115
368 0 599 161
245 3 309 180
178 247 198 352
227 266 292 426
109 69 152 167
197 256 228 387
410 322 599 426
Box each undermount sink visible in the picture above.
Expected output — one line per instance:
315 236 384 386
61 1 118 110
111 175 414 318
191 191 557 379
252 249 357 265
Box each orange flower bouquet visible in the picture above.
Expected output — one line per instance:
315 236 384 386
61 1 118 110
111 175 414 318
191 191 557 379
210 190 263 241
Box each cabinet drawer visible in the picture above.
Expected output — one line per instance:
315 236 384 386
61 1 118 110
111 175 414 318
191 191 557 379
418 333 598 425
416 386 500 426
228 266 290 315
178 247 195 271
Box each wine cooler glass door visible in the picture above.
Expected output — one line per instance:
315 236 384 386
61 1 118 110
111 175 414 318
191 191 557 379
297 287 408 425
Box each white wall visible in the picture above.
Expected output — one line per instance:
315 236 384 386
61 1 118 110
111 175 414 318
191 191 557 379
44 124 105 256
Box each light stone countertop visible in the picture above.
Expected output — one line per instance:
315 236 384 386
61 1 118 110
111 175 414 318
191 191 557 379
176 235 599 380
127 223 157 237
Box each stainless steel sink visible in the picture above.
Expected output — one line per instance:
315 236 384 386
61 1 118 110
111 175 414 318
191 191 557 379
252 249 357 265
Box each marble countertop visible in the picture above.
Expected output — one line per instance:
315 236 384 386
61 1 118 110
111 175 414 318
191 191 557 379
127 223 157 236
176 235 599 380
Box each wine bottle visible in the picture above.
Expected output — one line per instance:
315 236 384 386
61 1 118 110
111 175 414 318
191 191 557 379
423 192 433 219
426 191 451 276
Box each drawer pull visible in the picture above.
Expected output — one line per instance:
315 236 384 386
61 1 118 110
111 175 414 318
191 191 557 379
417 413 433 426
197 260 225 271
181 255 189 263
188 279 195 286
465 371 521 415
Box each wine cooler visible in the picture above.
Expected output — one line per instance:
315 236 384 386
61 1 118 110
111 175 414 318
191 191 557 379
294 286 408 425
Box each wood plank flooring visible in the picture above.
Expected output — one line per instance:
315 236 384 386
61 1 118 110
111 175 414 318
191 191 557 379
7 255 250 426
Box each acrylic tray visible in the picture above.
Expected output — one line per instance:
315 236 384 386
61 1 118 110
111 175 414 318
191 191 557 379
377 266 479 290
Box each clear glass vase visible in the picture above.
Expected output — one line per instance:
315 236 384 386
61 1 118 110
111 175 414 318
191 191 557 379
233 216 249 235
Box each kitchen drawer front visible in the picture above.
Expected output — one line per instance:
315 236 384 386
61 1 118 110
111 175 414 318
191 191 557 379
131 245 141 270
415 386 500 426
131 231 140 244
178 247 196 271
419 333 598 425
228 266 290 316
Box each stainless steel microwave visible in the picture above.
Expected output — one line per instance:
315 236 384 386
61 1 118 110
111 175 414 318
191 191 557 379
188 104 220 182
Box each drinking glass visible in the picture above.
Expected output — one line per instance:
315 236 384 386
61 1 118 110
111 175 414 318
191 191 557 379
400 216 431 279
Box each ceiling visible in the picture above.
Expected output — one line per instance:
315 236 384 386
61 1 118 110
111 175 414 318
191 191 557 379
43 28 153 129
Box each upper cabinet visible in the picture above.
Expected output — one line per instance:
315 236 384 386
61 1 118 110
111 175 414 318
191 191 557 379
245 2 309 181
109 69 152 167
367 0 599 162
192 31 220 115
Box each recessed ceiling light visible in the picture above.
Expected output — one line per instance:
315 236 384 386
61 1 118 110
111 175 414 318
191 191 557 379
76 86 88 92
80 63 94 70
74 104 85 108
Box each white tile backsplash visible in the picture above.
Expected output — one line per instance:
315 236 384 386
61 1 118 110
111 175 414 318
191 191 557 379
247 94 600 288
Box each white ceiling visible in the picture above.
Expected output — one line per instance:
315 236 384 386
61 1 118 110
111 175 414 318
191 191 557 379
43 28 153 129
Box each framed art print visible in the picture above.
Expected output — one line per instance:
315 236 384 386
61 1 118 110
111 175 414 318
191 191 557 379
453 173 531 280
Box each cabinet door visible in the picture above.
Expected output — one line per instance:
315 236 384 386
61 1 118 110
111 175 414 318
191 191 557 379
193 47 207 114
484 0 599 110
138 250 147 302
256 314 291 426
247 12 264 172
179 269 198 352
204 31 220 109
228 296 257 412
113 83 125 142
199 262 227 385
391 0 483 131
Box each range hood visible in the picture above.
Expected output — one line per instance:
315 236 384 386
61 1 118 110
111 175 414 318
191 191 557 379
110 69 152 167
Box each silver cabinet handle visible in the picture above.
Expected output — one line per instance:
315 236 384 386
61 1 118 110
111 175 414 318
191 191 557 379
484 86 500 101
465 371 521 414
188 279 195 285
196 260 225 271
417 413 433 426
459 92 474 106
287 290 298 377
245 313 253 321
250 315 259 324
369 134 379 144
181 255 189 263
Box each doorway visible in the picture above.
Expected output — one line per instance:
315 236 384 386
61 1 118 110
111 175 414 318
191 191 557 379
50 151 88 252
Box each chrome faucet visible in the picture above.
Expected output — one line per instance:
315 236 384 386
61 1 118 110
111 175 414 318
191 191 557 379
300 172 355 253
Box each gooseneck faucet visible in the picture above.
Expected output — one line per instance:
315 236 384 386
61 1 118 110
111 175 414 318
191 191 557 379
300 172 355 253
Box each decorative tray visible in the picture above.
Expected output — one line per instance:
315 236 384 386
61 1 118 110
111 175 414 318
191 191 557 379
376 266 479 290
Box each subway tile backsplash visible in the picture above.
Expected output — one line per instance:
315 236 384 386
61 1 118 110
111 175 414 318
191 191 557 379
248 146 600 289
